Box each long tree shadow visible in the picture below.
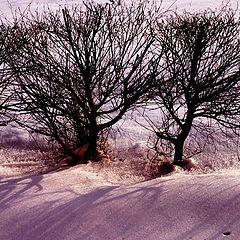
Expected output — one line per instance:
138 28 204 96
0 176 164 240
2 172 240 240
0 174 43 210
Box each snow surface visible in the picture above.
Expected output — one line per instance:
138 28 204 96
1 167 240 240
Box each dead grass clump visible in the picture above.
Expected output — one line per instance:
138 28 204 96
0 148 56 177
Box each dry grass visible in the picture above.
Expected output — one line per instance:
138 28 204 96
0 147 56 178
1 144 240 183
0 125 240 182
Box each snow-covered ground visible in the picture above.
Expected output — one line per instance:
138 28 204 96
1 166 240 240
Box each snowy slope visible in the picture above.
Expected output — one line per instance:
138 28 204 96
1 167 240 240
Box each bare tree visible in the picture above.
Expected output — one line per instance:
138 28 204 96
151 8 240 166
0 19 18 126
7 2 162 163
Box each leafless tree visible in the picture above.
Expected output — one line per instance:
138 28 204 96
0 19 18 126
7 2 162 163
151 8 240 166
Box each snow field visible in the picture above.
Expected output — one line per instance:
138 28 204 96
0 0 239 178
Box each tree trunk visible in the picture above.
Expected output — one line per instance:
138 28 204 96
173 114 193 166
85 127 98 160
53 131 83 164
173 136 186 165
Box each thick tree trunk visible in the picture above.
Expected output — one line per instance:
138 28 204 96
173 138 185 165
63 123 98 165
52 132 83 164
85 127 98 160
87 135 98 159
173 114 194 166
